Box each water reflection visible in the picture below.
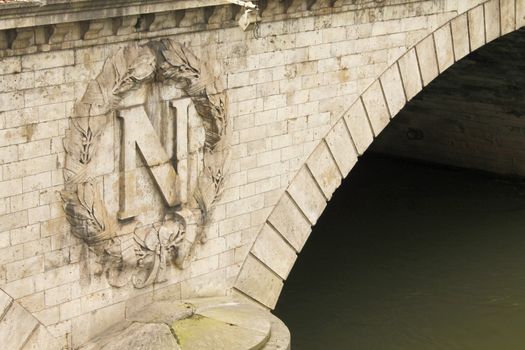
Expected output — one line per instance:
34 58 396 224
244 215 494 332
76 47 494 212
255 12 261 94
274 155 525 350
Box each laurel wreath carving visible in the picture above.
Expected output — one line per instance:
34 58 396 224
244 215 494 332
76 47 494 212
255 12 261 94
61 40 228 288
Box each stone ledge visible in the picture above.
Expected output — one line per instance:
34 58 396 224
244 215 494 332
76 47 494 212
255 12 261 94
0 0 230 30
79 296 290 350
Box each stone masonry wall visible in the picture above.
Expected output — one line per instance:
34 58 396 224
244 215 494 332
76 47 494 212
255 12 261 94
0 0 508 347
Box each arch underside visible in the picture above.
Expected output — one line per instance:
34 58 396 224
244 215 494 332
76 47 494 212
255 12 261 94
234 0 525 309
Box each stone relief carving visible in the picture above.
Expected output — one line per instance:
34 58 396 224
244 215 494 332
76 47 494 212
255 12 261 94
61 39 228 288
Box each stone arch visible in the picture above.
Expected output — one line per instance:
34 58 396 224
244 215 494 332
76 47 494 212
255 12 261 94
0 287 61 349
234 0 525 309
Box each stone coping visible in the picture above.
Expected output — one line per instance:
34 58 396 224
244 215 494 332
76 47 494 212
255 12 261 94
0 0 230 30
79 296 290 350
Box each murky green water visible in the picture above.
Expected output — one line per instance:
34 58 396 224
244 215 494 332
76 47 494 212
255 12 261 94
274 155 525 350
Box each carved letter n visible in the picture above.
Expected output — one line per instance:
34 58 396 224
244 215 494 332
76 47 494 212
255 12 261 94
118 105 181 220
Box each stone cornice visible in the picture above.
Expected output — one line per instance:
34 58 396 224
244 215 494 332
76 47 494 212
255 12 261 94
0 0 230 30
0 0 405 58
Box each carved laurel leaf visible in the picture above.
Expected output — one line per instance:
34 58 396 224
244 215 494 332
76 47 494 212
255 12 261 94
194 147 230 226
81 80 106 109
113 46 156 96
161 40 194 70
91 190 109 233
62 190 102 242
130 51 157 81
78 183 105 231
192 94 225 149
77 181 95 212
160 40 199 87
61 191 90 219
63 128 83 164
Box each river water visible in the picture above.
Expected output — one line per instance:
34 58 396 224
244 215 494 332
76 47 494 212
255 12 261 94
274 155 525 350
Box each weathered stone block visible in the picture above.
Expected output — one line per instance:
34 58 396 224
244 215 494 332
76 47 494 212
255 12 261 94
225 194 265 217
71 302 126 347
235 254 283 309
416 35 438 86
0 178 23 198
10 223 39 245
296 31 323 48
21 50 75 71
181 269 227 299
0 57 21 75
59 299 83 322
2 276 35 299
0 289 12 315
0 302 39 349
45 284 72 307
28 205 51 224
433 24 455 73
35 68 65 88
343 99 374 155
251 224 297 279
0 210 28 232
451 13 470 61
361 80 390 135
17 292 45 314
46 319 71 339
6 255 44 282
18 139 51 160
0 145 18 165
325 119 357 177
287 166 327 224
189 255 219 279
380 63 406 118
34 264 80 292
468 6 486 51
20 324 62 350
484 0 501 43
500 0 517 34
306 141 342 199
24 84 75 108
397 49 422 101
518 0 525 28
0 231 9 248
0 72 34 93
0 91 24 113
33 306 59 326
23 172 52 192
267 194 311 252
3 154 58 180
24 238 52 260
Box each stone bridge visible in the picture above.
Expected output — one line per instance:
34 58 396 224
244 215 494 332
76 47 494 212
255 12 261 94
0 0 523 348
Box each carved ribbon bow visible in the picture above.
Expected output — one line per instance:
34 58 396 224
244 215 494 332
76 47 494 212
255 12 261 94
133 220 184 288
